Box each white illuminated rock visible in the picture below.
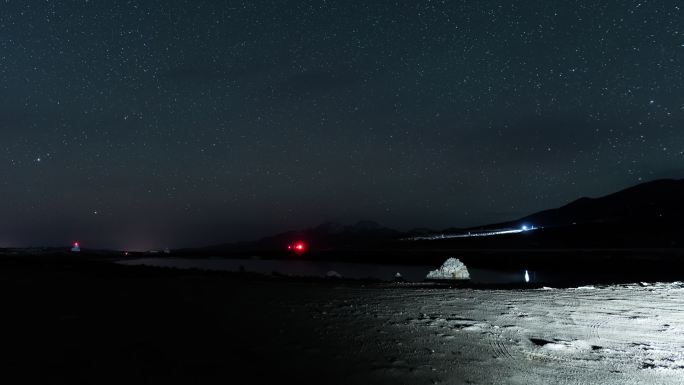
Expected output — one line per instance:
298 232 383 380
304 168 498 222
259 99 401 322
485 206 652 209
426 258 470 281
326 270 342 279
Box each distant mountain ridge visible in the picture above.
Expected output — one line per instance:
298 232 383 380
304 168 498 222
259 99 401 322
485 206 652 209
185 220 402 254
501 178 684 229
184 178 684 254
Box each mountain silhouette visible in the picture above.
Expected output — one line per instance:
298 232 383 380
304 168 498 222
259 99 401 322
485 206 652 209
184 178 684 256
516 178 684 228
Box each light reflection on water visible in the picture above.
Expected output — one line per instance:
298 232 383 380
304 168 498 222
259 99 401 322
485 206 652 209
116 257 523 284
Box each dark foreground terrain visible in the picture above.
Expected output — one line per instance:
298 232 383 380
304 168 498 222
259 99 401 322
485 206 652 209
2 256 684 384
1 256 361 384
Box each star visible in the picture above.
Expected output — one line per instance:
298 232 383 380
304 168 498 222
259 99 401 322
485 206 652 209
1 0 683 249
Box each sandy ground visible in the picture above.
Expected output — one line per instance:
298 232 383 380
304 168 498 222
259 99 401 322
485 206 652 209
2 258 684 384
300 282 684 384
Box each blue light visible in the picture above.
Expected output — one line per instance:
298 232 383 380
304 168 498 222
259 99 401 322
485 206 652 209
521 225 529 231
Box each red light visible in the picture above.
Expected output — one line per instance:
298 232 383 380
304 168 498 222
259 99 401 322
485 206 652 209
288 241 306 254
74 242 80 248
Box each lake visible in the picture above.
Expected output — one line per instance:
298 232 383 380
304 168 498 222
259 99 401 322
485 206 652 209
117 257 527 284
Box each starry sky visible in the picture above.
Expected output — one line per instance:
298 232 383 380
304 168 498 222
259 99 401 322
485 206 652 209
1 1 683 250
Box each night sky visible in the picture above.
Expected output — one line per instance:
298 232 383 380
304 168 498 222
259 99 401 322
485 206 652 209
2 1 683 250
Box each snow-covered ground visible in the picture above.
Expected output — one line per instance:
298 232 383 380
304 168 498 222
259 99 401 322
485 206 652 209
281 281 684 384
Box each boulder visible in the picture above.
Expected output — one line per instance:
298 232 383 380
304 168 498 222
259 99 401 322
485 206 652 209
326 270 342 279
426 258 470 281
394 272 405 282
